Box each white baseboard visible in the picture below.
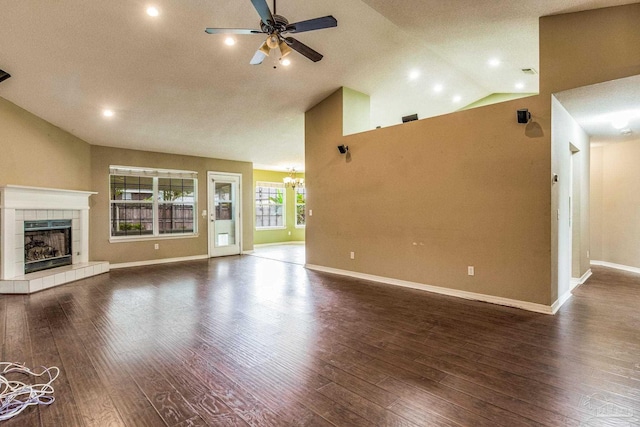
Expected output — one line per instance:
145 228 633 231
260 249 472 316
551 290 573 314
242 250 255 255
111 255 209 269
305 264 556 315
591 260 640 274
570 269 592 290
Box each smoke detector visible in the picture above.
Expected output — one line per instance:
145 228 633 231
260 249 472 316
620 128 633 135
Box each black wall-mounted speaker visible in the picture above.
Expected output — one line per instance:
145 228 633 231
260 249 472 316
402 113 418 123
517 109 531 124
0 70 11 83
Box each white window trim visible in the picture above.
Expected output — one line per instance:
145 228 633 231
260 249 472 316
255 181 286 230
109 166 198 242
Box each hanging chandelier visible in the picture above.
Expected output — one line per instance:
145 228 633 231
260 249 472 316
283 168 304 189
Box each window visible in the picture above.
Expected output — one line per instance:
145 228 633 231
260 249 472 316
110 166 197 240
255 181 285 229
295 187 306 227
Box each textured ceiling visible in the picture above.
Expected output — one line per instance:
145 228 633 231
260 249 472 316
0 0 635 170
555 74 640 144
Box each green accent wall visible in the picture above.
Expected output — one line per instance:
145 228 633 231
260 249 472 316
254 169 306 245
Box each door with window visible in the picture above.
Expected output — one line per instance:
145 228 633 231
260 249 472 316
208 172 241 257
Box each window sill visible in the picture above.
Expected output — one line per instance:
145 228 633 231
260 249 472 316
255 227 286 231
109 233 199 243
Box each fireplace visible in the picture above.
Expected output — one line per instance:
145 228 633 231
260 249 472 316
1 185 110 294
24 220 72 274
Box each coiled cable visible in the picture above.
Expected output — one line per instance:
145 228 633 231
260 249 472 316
0 362 59 421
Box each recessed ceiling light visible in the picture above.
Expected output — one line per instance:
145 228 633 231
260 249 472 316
146 6 160 17
488 58 501 67
433 84 444 93
102 109 114 118
515 82 525 90
224 37 236 46
452 95 462 103
409 70 420 80
281 58 291 66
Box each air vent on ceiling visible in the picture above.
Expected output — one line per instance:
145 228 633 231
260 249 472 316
521 68 538 75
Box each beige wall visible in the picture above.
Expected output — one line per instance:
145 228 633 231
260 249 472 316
305 4 640 306
590 139 640 268
90 145 253 264
254 169 306 245
0 97 91 190
590 146 603 261
307 88 551 303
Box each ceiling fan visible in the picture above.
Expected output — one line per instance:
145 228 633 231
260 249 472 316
205 0 337 65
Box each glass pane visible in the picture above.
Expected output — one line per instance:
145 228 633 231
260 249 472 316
215 182 235 246
110 203 154 236
158 204 194 234
255 185 284 228
110 175 153 201
296 204 305 226
158 178 195 202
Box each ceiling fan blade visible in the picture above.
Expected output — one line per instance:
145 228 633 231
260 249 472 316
285 16 337 33
284 37 323 62
250 49 267 65
205 28 263 35
250 0 274 26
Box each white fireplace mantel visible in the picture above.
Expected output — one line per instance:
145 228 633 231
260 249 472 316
0 185 97 210
0 185 107 290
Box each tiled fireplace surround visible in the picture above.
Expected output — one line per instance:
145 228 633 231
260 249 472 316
0 185 109 294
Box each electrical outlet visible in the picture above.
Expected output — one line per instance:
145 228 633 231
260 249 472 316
154 244 159 250
587 250 590 258
288 231 291 236
350 251 355 260
468 266 475 276
309 209 313 216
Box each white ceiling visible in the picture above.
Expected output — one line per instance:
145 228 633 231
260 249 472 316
555 74 640 144
0 0 635 171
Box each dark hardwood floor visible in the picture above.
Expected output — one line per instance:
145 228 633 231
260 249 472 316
1 257 639 426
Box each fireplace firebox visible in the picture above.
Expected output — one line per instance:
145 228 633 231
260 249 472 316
24 220 72 274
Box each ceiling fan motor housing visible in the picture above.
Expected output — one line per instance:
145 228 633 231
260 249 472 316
261 15 289 34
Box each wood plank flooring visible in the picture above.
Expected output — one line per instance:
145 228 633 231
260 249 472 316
1 257 639 426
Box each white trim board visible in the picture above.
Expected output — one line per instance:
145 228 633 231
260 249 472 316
590 260 640 274
305 264 562 315
570 269 592 290
111 255 209 269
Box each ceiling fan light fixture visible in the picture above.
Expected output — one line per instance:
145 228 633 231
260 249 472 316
266 34 279 49
259 41 271 56
278 40 292 58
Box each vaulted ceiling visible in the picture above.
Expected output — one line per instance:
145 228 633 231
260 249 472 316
0 1 634 170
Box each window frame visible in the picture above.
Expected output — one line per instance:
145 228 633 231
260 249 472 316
109 166 198 242
255 181 286 230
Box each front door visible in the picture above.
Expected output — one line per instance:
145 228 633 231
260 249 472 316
208 172 241 257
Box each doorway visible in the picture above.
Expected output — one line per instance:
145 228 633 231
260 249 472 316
208 172 242 257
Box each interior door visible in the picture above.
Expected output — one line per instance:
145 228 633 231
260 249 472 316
208 172 241 257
